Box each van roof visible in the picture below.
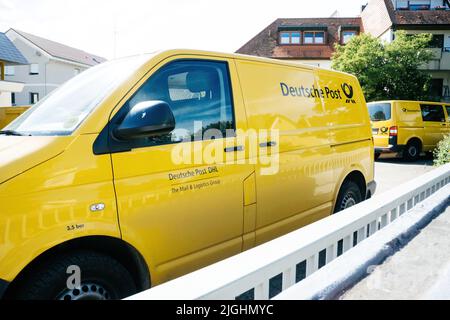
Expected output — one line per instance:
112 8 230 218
132 49 357 79
368 100 449 105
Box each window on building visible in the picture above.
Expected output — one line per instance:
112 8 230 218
420 104 445 122
280 32 291 44
342 30 358 44
429 34 444 49
408 0 431 10
429 79 444 100
304 32 314 44
395 0 409 9
4 66 15 76
304 31 325 44
279 32 302 45
11 93 16 106
29 64 39 75
291 32 301 44
30 92 39 104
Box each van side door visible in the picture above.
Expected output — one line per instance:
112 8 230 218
235 60 334 245
420 104 447 150
107 58 254 284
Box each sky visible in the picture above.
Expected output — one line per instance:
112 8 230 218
0 0 368 60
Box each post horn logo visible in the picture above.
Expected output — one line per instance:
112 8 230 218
341 83 356 104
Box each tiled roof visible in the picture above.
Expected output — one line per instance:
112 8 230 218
371 0 450 26
236 17 363 59
0 32 28 65
393 10 450 25
9 29 106 66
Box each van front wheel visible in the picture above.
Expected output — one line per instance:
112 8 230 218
403 140 420 162
9 250 137 300
334 181 362 214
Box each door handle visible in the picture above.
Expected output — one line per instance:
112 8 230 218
259 141 277 148
224 146 244 152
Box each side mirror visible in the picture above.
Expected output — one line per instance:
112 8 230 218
114 100 175 140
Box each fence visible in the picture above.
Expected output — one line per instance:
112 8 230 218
128 163 450 300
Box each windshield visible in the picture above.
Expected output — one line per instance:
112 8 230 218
368 102 392 122
5 54 151 136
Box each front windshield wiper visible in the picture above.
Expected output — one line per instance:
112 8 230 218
0 130 30 136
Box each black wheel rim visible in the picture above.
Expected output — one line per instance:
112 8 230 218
408 146 417 157
57 282 112 300
340 193 357 211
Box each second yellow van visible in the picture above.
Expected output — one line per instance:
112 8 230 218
0 50 375 300
0 106 30 129
369 100 450 161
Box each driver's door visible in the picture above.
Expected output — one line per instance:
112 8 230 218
109 58 254 284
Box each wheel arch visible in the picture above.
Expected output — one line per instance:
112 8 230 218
333 170 367 213
406 137 423 150
4 236 151 298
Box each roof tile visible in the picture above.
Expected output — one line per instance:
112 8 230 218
0 32 28 65
236 17 362 59
10 29 106 66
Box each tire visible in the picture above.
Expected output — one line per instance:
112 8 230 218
334 180 363 214
403 140 420 162
374 152 381 161
9 250 137 300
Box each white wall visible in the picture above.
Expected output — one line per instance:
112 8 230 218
0 92 11 106
380 29 394 43
5 30 90 106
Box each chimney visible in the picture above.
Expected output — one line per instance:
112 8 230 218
361 3 368 12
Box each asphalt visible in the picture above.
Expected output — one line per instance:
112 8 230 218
341 204 450 300
374 156 435 195
338 155 448 299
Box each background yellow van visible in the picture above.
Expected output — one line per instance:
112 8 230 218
369 100 450 161
0 106 30 129
0 50 375 300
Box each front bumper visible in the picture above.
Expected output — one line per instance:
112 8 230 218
0 278 10 299
366 180 377 199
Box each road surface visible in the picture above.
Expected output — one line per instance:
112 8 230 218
374 157 434 195
341 204 450 300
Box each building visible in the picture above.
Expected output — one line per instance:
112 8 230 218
361 0 450 101
0 32 28 106
236 17 363 69
4 29 106 106
237 0 450 101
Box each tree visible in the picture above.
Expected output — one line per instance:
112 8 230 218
331 32 434 102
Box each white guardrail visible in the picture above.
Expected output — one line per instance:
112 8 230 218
128 163 450 300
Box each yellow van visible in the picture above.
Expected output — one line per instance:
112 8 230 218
0 50 375 300
0 106 30 129
369 100 450 161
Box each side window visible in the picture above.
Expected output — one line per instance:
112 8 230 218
420 104 445 122
124 60 234 145
446 106 450 121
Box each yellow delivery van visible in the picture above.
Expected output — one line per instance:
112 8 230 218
369 100 450 161
0 50 375 300
0 106 30 129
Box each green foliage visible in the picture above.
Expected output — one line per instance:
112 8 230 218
332 32 434 102
433 135 450 166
